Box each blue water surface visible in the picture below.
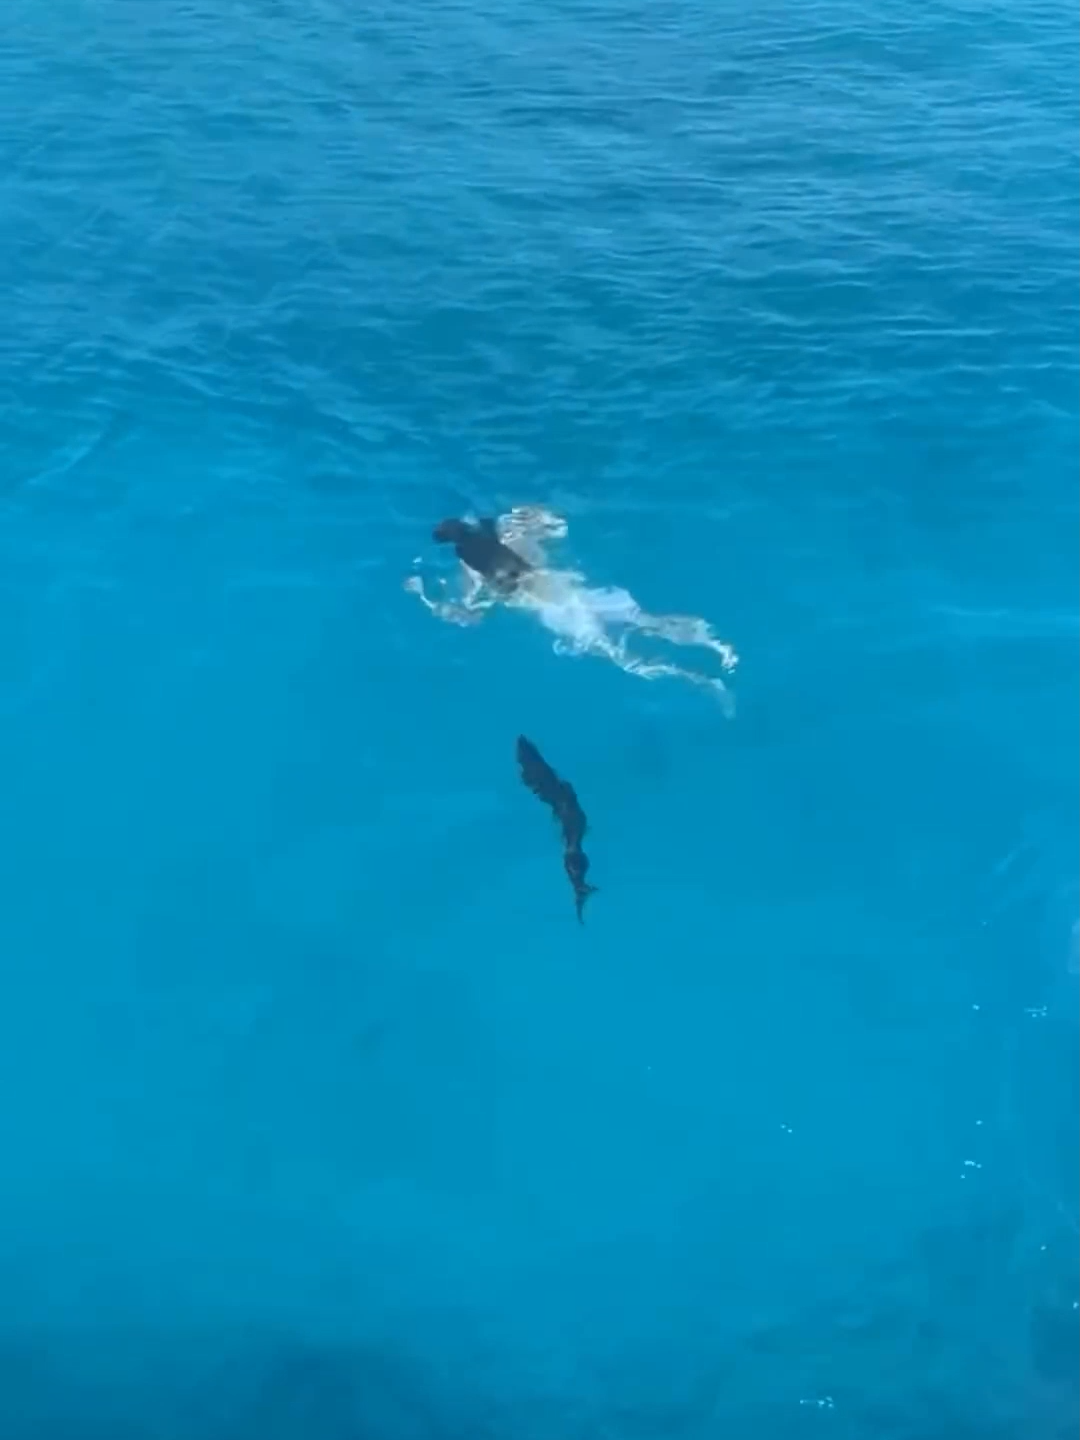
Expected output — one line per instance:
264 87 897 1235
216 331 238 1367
2 0 1077 1435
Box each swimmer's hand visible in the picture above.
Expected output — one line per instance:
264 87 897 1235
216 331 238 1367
403 573 486 626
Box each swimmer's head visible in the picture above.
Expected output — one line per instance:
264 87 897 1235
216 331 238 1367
433 518 470 545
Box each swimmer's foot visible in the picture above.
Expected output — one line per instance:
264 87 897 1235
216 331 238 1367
635 611 739 673
590 637 736 717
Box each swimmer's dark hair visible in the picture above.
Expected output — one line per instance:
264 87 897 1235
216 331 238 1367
433 518 469 544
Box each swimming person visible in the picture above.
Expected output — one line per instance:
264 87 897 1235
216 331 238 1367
404 505 739 713
431 517 534 595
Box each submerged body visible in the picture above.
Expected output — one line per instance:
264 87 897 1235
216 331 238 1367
406 506 738 713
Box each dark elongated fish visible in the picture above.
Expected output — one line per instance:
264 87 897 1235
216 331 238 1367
516 735 598 923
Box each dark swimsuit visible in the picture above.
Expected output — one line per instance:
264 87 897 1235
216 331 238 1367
436 518 533 595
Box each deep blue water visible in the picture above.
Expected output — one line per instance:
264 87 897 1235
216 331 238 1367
2 0 1077 1435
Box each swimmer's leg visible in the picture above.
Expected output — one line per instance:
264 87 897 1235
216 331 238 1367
631 609 739 673
582 635 736 717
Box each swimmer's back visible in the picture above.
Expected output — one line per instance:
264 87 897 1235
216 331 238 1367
433 517 532 593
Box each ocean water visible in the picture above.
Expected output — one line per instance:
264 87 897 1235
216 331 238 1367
1 0 1077 1435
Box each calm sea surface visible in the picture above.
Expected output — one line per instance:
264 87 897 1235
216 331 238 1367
2 0 1077 1435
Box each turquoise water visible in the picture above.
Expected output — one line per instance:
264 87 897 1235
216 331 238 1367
2 0 1077 1434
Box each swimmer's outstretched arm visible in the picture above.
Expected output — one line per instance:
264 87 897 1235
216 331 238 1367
496 506 568 567
403 568 495 627
459 565 495 612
